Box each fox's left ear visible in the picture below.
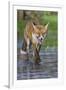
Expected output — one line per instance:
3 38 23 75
44 23 49 30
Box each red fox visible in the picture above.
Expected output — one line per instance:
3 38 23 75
20 22 48 64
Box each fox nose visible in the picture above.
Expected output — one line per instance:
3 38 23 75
39 36 43 42
41 37 43 40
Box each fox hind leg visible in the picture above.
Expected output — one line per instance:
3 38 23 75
26 38 30 54
21 38 27 51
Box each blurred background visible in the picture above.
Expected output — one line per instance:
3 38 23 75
17 10 58 48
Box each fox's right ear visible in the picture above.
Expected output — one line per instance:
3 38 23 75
32 23 37 30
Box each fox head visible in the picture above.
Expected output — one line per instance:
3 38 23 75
32 23 49 44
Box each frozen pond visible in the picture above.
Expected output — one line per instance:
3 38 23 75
17 40 58 80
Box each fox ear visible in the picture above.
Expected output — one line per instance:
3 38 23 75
44 23 49 30
32 23 37 30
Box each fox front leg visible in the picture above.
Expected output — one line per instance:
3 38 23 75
37 44 41 52
34 48 41 64
33 45 41 64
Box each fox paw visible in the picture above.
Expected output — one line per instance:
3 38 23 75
20 49 27 54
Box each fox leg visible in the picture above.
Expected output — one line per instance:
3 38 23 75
21 38 30 55
26 38 30 54
21 38 27 51
32 44 41 64
34 48 41 64
20 38 27 54
33 45 41 56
